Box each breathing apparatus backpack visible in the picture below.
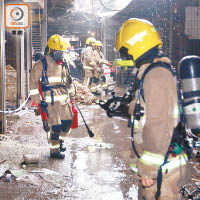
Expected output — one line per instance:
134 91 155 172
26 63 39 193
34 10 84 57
132 56 200 200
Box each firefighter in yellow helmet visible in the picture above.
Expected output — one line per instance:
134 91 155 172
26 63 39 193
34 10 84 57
94 40 112 94
83 37 98 95
30 34 75 159
115 18 190 199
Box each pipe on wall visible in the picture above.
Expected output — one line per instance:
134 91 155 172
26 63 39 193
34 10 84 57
0 0 6 134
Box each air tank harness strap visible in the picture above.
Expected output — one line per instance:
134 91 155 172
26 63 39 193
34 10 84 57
131 69 141 158
41 57 65 105
155 151 170 200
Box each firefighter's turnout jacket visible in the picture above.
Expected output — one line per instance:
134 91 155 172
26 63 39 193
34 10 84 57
30 54 74 125
29 55 74 151
83 46 96 87
129 57 190 199
94 50 108 91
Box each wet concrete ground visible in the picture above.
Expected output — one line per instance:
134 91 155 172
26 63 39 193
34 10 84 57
0 95 138 200
1 91 200 200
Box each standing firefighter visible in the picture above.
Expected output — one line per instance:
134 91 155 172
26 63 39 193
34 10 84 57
83 37 98 94
115 18 190 199
29 34 75 159
94 40 112 94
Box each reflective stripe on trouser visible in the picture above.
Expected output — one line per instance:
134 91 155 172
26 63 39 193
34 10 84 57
138 163 188 200
50 137 60 153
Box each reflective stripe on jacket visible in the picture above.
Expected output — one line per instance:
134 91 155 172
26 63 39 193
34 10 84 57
29 55 71 105
139 151 188 172
83 66 94 70
45 94 69 103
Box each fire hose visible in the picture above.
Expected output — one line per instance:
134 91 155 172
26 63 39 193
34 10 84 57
0 94 30 114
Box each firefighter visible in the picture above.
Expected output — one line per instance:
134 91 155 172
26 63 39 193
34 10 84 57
115 18 190 199
94 40 112 94
83 37 98 95
29 34 75 159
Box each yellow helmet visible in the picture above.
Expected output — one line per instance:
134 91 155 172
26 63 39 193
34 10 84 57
85 37 96 45
47 34 70 51
115 18 163 62
95 40 103 47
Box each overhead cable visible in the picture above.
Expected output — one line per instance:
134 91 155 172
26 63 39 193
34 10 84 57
98 0 121 12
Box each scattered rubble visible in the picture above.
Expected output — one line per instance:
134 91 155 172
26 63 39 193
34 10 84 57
72 80 96 104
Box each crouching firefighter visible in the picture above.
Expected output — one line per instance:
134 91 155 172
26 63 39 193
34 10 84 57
30 34 76 159
114 18 192 200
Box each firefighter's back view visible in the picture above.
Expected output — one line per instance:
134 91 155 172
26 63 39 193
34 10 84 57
30 34 74 159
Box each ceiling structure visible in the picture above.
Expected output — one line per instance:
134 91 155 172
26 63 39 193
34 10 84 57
47 0 75 19
46 0 131 41
47 0 99 40
45 0 200 45
112 0 200 20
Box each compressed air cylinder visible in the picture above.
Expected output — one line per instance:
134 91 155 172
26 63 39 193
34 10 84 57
178 55 200 129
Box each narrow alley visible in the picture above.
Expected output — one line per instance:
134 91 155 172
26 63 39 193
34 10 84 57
0 92 138 200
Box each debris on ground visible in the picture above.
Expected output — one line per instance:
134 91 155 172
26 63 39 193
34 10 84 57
73 80 96 104
22 154 39 165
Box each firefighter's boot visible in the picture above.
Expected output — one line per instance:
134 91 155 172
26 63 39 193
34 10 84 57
50 150 65 159
60 140 66 152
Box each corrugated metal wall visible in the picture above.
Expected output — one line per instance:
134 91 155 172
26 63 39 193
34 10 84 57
185 6 200 56
185 7 200 39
